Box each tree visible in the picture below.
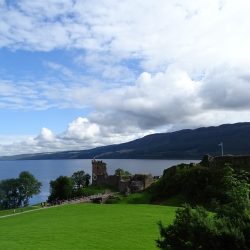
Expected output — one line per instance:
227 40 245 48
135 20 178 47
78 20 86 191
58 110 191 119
156 167 250 250
18 171 41 207
71 171 90 190
0 178 20 209
115 168 132 177
48 176 73 202
71 171 91 197
0 171 41 209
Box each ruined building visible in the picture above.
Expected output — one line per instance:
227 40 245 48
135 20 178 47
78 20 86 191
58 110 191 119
91 159 154 193
201 154 250 172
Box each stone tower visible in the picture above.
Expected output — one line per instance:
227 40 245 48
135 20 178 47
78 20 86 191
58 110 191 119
92 159 108 184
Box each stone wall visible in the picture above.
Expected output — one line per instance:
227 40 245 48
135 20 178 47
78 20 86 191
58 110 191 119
91 160 155 192
144 174 154 189
201 154 250 172
106 175 120 188
119 180 130 193
133 174 154 189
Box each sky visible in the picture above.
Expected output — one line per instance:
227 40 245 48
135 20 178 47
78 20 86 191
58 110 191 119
1 0 250 156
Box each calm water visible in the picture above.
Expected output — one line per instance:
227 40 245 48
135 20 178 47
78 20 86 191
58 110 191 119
0 159 199 204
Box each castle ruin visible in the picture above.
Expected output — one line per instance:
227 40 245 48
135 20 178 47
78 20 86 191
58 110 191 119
201 154 250 172
91 160 154 193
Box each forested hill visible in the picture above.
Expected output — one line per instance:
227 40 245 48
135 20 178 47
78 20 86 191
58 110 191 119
1 122 250 160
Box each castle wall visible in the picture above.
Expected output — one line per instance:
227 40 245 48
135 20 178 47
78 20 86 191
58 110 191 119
119 180 130 193
94 175 108 186
143 174 154 189
202 155 250 172
91 160 155 192
106 175 120 188
132 174 154 189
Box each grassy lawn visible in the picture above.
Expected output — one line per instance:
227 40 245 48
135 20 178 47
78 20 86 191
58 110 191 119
0 203 176 250
107 191 186 207
109 192 152 204
83 185 116 196
0 205 40 217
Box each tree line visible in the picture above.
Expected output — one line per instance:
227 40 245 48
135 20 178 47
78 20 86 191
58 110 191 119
48 170 90 202
0 170 91 209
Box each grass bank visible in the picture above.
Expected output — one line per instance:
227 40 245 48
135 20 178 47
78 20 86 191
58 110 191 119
0 205 40 217
0 203 176 250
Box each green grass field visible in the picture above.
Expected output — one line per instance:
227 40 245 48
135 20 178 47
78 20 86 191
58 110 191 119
0 203 176 250
0 205 40 217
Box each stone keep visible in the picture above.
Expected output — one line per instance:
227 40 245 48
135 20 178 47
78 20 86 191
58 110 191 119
92 160 108 185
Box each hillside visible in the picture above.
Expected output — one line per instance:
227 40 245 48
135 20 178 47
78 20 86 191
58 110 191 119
0 203 176 250
1 122 250 160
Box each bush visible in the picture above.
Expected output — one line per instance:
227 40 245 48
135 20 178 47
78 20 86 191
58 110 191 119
150 163 250 207
156 168 250 250
157 205 249 250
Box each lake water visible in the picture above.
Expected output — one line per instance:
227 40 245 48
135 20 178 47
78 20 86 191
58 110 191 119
0 159 199 204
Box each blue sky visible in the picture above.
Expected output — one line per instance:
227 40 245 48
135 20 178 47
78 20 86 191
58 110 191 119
0 48 91 133
1 0 250 155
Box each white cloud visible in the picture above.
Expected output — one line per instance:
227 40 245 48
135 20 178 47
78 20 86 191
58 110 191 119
200 66 250 110
0 76 98 110
1 0 250 155
1 64 250 156
36 128 55 142
0 116 154 156
1 0 250 69
64 117 100 140
92 66 202 128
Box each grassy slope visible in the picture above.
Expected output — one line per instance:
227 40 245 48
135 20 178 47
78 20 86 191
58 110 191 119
0 203 176 250
0 205 40 217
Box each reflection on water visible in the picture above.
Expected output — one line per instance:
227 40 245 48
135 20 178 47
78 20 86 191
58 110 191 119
0 159 199 204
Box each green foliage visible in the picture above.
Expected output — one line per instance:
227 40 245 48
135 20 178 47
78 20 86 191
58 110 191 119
157 204 249 250
157 166 250 250
0 172 41 209
0 178 20 209
48 176 73 202
82 185 110 196
107 192 152 204
49 171 91 201
115 168 132 177
149 164 192 202
150 163 250 207
157 205 214 250
71 170 90 196
18 171 41 207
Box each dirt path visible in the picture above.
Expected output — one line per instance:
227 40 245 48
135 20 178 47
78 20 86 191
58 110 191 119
0 193 116 219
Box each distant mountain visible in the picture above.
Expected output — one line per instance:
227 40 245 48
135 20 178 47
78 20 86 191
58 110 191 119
1 122 250 160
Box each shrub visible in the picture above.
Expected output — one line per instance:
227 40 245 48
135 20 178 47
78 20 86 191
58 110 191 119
156 168 250 250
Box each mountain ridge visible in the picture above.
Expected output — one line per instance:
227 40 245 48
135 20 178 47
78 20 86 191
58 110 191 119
1 122 250 160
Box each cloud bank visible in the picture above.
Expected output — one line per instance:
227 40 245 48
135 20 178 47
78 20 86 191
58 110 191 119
1 0 250 155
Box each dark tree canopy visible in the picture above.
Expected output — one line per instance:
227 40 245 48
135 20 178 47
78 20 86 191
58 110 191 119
0 171 41 209
156 165 250 250
48 170 91 202
71 170 90 190
48 176 73 202
18 171 41 207
0 178 20 209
